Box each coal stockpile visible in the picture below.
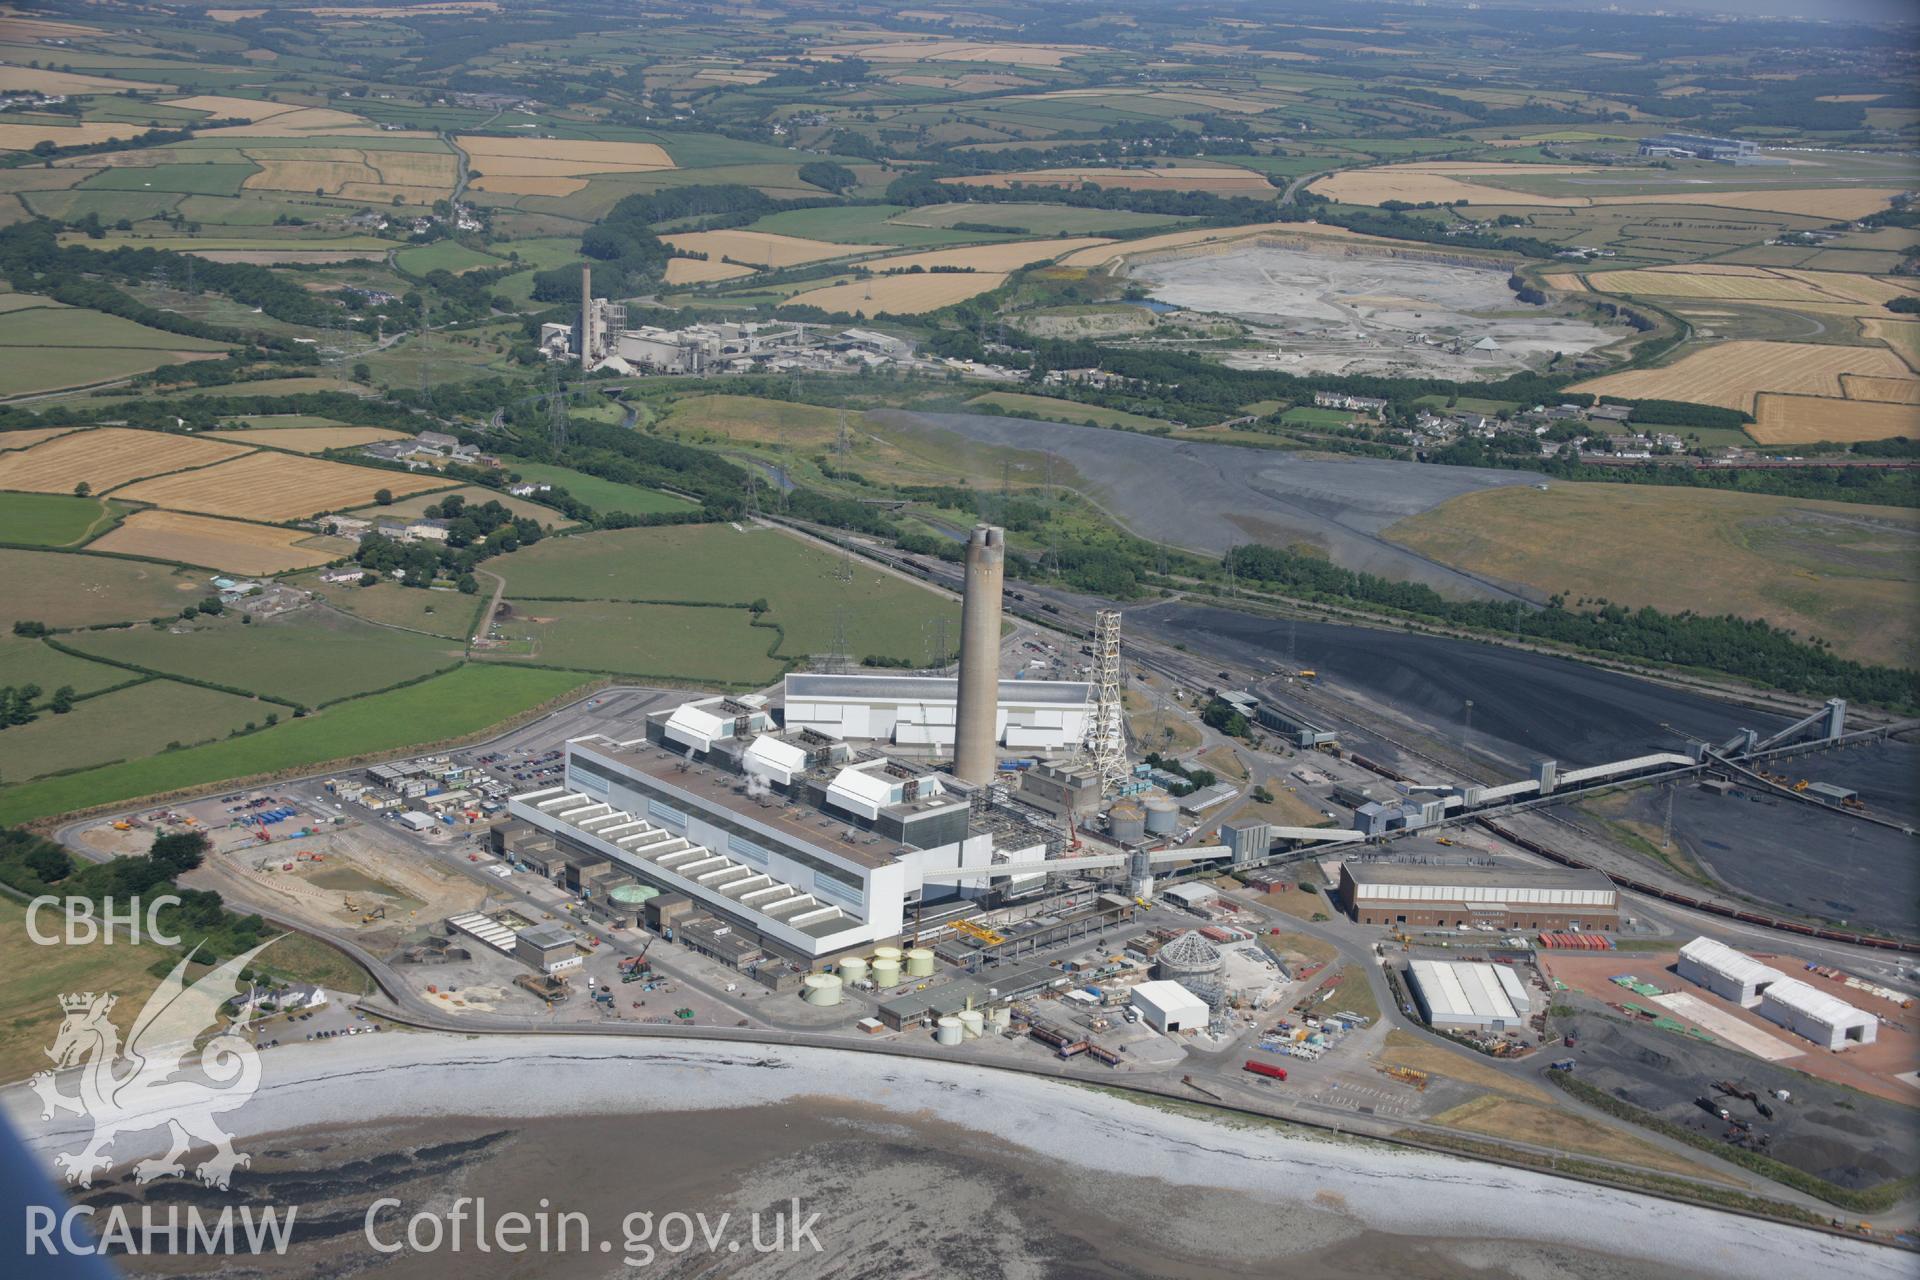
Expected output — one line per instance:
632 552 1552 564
1557 1009 1917 1194
1149 604 1785 768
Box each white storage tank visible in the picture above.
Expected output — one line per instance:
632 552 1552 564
838 956 869 985
987 1006 1012 1034
873 945 903 965
958 1009 985 1039
872 957 901 988
934 1016 964 1046
905 948 936 978
1108 800 1147 842
802 973 843 1006
1144 795 1179 835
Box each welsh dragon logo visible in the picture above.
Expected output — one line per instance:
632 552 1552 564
30 941 273 1190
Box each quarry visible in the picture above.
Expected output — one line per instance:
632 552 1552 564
1128 243 1621 379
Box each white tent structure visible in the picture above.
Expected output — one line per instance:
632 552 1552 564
1676 936 1782 1008
1130 980 1209 1033
1757 978 1878 1051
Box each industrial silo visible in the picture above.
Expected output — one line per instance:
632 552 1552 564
873 945 903 966
905 948 936 978
1155 929 1224 985
1144 795 1179 835
611 884 659 908
838 956 869 985
987 1006 1011 1034
958 1009 985 1039
1109 800 1147 842
934 1016 964 1046
872 956 901 988
802 973 844 1006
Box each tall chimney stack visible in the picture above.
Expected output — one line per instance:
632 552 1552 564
580 264 592 371
953 524 1005 785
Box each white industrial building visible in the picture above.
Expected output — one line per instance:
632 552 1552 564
1756 978 1878 1051
1676 936 1781 1007
1406 959 1532 1031
782 673 1091 753
1130 979 1209 1033
1676 936 1877 1050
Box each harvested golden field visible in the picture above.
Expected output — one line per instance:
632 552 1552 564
810 39 1102 66
90 510 351 575
1426 1095 1738 1181
1386 483 1918 666
245 156 379 194
0 428 251 494
1054 221 1429 270
1841 374 1920 405
113 451 445 522
203 426 409 453
662 257 754 285
784 272 1008 316
190 249 379 265
945 166 1275 195
860 237 1111 273
163 94 299 121
1752 394 1919 445
1599 187 1907 220
1571 340 1912 413
1312 166 1587 208
455 135 673 175
660 229 889 269
195 107 388 138
366 150 459 188
0 122 155 152
1861 318 1920 373
0 426 84 452
1587 264 1919 313
469 175 585 197
0 67 166 94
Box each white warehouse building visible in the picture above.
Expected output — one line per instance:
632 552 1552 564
782 673 1091 753
1406 959 1532 1031
1675 936 1877 1050
1676 936 1781 1007
1130 979 1209 1033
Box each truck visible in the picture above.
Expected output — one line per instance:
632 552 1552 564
1548 1058 1576 1072
1243 1059 1288 1082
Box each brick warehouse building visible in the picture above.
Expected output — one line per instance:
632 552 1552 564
1338 862 1619 932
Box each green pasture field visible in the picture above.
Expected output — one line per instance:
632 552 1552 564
500 462 692 516
0 307 228 351
490 524 960 665
62 610 463 708
0 347 223 397
349 485 574 526
287 575 480 641
483 600 780 683
889 203 1198 236
0 493 123 547
81 163 258 196
1280 405 1357 428
967 391 1169 431
0 664 591 825
0 549 206 630
0 678 266 784
744 205 988 247
23 189 186 224
228 414 352 430
0 636 131 697
396 240 506 275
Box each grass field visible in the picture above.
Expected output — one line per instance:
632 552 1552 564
0 664 591 825
490 524 960 667
888 202 1196 236
661 394 849 445
349 484 574 526
0 635 130 697
89 510 357 575
64 610 462 707
500 462 691 516
0 549 205 630
1387 482 1918 666
744 205 990 248
967 391 1168 431
659 229 889 269
1751 394 1919 444
113 451 448 521
0 678 267 782
0 306 231 353
0 492 121 546
945 166 1275 195
0 428 251 494
291 575 479 640
395 240 505 275
1426 1093 1739 1180
487 600 781 682
1571 340 1914 414
0 346 226 397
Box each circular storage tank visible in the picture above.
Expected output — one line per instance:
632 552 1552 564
838 957 869 985
905 948 936 978
958 1009 985 1040
1143 796 1179 835
610 884 659 906
873 945 904 965
1108 800 1147 843
934 1016 964 1046
872 958 902 988
802 973 844 1007
1155 930 1224 984
987 1006 1012 1034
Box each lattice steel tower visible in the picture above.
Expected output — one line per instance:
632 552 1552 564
1083 609 1126 794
